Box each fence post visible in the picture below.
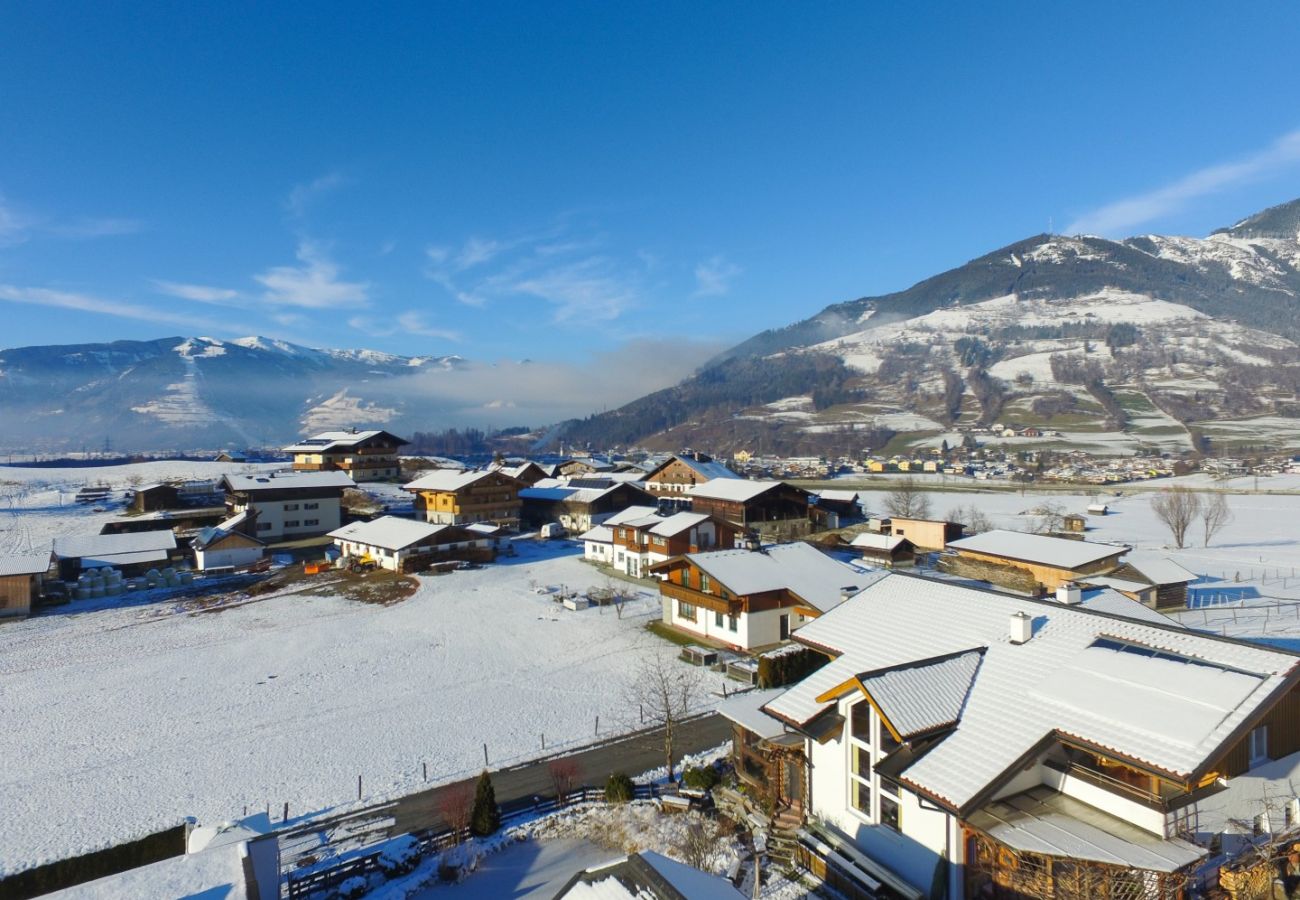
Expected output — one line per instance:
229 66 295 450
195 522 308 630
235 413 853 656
283 801 289 821
357 775 362 800
483 743 489 767
423 762 427 782
595 715 599 736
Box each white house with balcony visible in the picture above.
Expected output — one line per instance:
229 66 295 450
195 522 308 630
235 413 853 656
730 575 1300 899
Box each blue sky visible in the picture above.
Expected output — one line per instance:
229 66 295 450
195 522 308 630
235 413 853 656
2 2 1299 375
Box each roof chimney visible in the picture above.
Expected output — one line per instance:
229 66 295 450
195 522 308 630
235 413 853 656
840 585 859 603
1009 611 1033 645
1056 582 1082 605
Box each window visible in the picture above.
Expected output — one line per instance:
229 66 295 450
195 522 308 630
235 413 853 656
700 573 711 593
678 601 696 621
284 503 300 511
851 700 871 742
305 518 319 526
304 502 319 510
714 611 724 628
257 522 272 532
728 615 738 632
285 520 300 528
880 794 901 831
1249 725 1270 766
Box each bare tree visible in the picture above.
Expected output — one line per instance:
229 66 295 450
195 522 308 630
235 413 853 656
436 780 474 843
946 504 993 534
1027 502 1066 535
1151 486 1201 549
548 757 582 804
1201 493 1233 548
885 477 932 519
626 649 706 782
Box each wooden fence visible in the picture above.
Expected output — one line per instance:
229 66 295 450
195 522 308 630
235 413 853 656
285 784 665 899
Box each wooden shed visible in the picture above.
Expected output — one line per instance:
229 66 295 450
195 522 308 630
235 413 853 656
0 552 53 618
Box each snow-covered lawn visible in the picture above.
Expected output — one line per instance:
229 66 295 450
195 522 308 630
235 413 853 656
0 539 727 877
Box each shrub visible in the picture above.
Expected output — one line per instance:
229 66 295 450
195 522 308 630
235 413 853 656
337 875 369 900
470 770 500 837
376 834 422 878
605 772 635 803
681 766 720 791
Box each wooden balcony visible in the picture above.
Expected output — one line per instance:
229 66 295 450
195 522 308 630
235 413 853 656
659 580 736 614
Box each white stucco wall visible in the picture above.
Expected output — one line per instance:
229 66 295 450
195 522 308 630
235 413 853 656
194 545 263 571
238 497 340 541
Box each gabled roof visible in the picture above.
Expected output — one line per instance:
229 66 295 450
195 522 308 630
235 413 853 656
53 531 177 559
1122 553 1198 586
602 505 661 526
850 533 911 552
578 524 614 544
947 530 1128 569
648 512 713 537
223 471 355 493
687 479 799 503
680 543 864 612
193 511 263 549
0 552 52 577
646 454 741 483
328 516 451 551
558 850 744 899
404 468 516 492
854 650 984 739
282 429 408 453
765 572 1299 812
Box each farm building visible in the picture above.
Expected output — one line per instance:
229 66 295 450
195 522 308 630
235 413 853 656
404 468 523 528
283 429 409 482
886 516 965 550
52 531 178 579
943 529 1128 594
519 480 657 533
849 532 916 568
191 511 265 571
1113 553 1199 609
686 480 813 540
642 453 741 496
0 552 53 618
329 516 493 572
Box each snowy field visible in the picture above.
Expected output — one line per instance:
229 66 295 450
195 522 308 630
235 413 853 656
0 536 727 877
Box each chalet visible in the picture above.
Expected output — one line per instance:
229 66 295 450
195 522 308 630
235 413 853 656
944 529 1128 594
213 450 247 463
642 453 741 496
1062 512 1087 533
0 552 52 618
734 573 1300 900
594 507 741 578
556 458 614 477
1112 553 1199 609
492 461 549 486
686 479 813 539
886 516 965 550
849 533 916 568
404 469 522 528
52 531 178 579
191 511 265 571
283 429 409 482
330 516 492 572
519 481 657 533
221 470 354 541
651 542 862 650
553 851 744 899
813 489 864 524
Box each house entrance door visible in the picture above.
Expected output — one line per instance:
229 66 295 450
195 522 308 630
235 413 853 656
779 614 790 640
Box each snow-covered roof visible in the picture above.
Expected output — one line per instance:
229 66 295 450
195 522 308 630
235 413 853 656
686 479 788 503
947 530 1128 569
404 469 508 492
329 516 447 551
602 506 661 526
1077 588 1179 626
579 525 614 544
282 430 406 453
648 455 741 483
1078 575 1152 595
860 651 983 739
520 484 629 505
45 839 252 899
716 688 789 740
223 471 355 493
193 511 259 549
648 512 711 537
464 523 502 536
967 786 1205 872
764 572 1300 811
53 531 176 560
816 489 861 503
850 533 910 552
686 543 862 612
80 549 172 569
560 851 744 899
0 552 52 577
1123 553 1198 585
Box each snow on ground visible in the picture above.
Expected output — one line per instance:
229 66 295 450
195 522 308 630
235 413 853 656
408 837 613 900
0 539 728 876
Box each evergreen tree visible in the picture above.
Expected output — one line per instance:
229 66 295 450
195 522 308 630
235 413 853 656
470 770 500 836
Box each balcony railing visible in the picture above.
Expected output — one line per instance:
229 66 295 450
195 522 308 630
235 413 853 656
1045 758 1170 810
659 581 735 615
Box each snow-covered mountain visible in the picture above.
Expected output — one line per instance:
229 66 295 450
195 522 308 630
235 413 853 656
560 198 1300 457
0 335 465 452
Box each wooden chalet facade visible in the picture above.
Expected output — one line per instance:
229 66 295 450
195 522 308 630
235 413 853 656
603 509 741 578
0 552 52 618
642 453 740 496
886 516 965 550
404 469 522 528
519 481 657 533
283 429 409 482
687 480 814 540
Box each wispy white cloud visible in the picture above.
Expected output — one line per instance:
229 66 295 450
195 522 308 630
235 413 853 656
256 241 370 309
0 194 139 245
47 217 144 239
512 257 636 322
0 283 238 332
151 279 243 304
348 311 460 342
456 237 503 269
0 196 31 246
1066 128 1300 236
286 171 346 218
693 255 741 296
